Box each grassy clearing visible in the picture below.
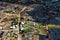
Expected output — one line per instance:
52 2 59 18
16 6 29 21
0 13 5 18
48 25 60 29
39 28 46 35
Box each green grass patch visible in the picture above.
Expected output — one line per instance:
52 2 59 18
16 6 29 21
39 29 46 35
48 26 56 29
48 26 58 29
20 29 32 34
0 14 5 18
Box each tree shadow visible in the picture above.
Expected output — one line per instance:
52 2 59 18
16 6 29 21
26 4 60 25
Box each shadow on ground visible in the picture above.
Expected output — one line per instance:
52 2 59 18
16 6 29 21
26 3 60 25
